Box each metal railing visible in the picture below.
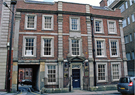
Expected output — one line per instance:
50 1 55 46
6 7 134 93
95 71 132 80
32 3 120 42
44 77 71 88
43 75 121 90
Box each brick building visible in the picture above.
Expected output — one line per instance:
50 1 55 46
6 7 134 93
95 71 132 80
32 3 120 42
18 68 32 83
107 0 135 76
11 0 127 92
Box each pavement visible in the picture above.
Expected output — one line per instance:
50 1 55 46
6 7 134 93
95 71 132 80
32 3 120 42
47 90 121 95
0 92 16 95
0 90 121 95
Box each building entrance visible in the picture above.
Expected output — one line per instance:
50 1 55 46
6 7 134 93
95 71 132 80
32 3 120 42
18 65 40 91
72 69 80 88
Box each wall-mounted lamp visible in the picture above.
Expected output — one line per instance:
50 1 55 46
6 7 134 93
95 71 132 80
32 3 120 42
65 62 68 67
85 62 88 66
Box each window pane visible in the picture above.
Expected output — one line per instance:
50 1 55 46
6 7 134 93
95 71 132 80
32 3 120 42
112 64 119 79
126 53 131 60
44 16 52 29
125 2 128 9
48 65 56 82
109 22 115 33
120 77 129 83
132 14 135 22
98 64 105 81
71 18 78 30
124 35 129 44
111 41 117 56
95 20 102 32
96 41 104 56
130 34 132 42
27 15 35 28
130 0 132 6
119 4 125 13
107 0 115 6
127 17 130 25
132 52 134 60
72 39 79 55
44 39 51 55
25 38 34 56
122 19 127 27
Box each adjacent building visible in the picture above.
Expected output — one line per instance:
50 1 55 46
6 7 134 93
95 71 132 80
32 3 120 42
18 68 32 83
107 0 135 76
0 0 12 91
10 0 128 92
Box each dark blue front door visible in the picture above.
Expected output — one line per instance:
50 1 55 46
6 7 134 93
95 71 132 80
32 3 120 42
72 69 80 88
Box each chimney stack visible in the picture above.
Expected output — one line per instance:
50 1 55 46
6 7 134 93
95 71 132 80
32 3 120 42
100 0 107 7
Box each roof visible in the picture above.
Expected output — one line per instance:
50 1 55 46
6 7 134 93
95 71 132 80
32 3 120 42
92 6 112 11
24 0 55 4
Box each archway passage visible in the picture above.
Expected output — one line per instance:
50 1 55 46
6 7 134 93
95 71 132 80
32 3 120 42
18 65 40 91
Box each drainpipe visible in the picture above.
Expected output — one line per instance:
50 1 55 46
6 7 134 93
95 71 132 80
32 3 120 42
3 0 17 92
90 17 96 86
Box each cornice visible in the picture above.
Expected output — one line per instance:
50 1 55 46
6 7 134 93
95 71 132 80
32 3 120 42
16 9 123 20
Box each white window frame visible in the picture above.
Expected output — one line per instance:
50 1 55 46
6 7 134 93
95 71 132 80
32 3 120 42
107 20 117 34
95 39 106 57
42 15 54 30
96 62 108 83
94 19 104 33
70 17 80 31
45 63 58 85
69 38 82 56
41 36 54 57
109 39 119 57
111 62 121 81
25 14 37 30
22 36 37 57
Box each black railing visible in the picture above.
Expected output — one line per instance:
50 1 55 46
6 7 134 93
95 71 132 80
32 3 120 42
44 77 71 88
43 75 121 90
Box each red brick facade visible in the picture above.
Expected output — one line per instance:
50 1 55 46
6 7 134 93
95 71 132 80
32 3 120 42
11 0 127 91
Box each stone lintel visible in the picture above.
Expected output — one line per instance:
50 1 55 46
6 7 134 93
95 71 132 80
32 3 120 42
18 60 39 63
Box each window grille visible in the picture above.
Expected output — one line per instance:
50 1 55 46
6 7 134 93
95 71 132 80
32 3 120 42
72 39 79 55
25 38 34 56
43 39 51 55
48 65 56 82
98 64 105 80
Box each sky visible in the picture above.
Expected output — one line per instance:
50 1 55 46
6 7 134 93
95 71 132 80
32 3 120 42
32 0 101 6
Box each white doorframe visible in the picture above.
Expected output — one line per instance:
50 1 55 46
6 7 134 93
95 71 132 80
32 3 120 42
69 62 84 90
